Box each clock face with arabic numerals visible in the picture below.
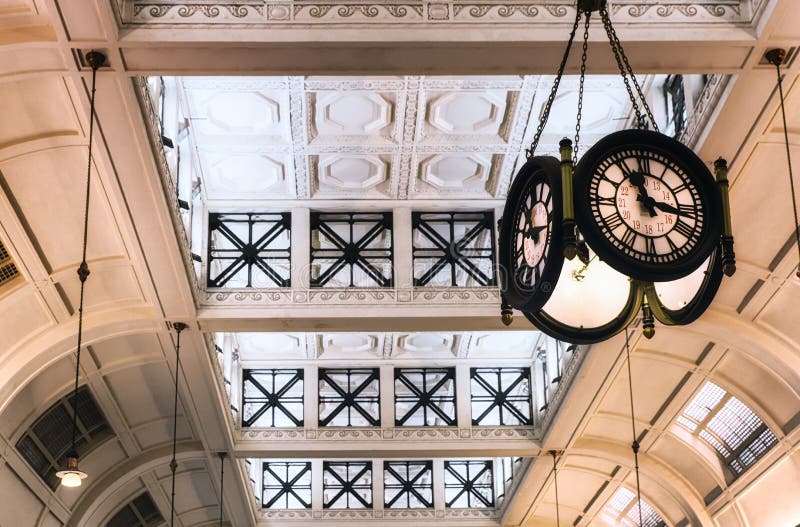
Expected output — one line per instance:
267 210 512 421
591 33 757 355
498 156 564 311
573 129 722 282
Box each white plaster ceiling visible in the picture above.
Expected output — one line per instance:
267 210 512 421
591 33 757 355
235 330 543 362
177 75 630 204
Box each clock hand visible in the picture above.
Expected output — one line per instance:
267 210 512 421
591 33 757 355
651 201 680 215
629 172 657 217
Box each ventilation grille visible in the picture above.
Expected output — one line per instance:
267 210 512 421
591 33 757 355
0 238 20 288
107 492 164 527
16 386 113 490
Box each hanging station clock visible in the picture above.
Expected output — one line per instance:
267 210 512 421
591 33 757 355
499 156 564 311
573 129 723 282
496 0 735 343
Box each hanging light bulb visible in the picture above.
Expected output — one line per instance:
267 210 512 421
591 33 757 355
56 454 87 487
56 49 105 489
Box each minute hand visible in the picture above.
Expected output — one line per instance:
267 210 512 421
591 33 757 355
652 201 681 215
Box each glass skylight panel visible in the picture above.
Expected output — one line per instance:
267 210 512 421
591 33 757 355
16 386 113 490
395 368 456 426
470 367 533 426
603 487 666 527
677 381 778 476
242 369 304 427
319 368 380 427
323 461 373 509
263 461 312 509
444 460 494 508
384 460 434 508
310 212 393 288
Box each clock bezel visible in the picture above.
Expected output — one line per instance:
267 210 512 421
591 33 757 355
644 245 724 326
573 129 723 282
498 155 564 311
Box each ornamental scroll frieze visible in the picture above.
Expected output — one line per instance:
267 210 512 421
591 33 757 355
261 508 497 520
203 287 500 305
241 426 536 440
127 0 755 26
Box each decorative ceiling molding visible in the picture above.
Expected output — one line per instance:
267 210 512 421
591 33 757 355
125 0 758 27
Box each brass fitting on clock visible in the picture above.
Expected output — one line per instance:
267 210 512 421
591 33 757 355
559 138 579 260
500 301 514 326
714 158 736 277
641 301 655 339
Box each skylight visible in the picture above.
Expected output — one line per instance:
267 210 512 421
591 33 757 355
16 386 113 490
603 487 666 527
677 381 778 476
0 237 21 290
106 492 164 527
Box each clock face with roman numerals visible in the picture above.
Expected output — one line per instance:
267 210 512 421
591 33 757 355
573 129 722 282
499 156 564 311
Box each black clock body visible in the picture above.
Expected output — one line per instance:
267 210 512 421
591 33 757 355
573 129 722 282
499 156 564 311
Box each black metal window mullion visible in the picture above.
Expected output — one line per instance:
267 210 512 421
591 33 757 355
384 460 434 509
262 461 312 509
319 368 380 427
207 212 291 288
471 367 533 426
310 212 393 288
242 369 304 428
412 211 496 287
444 460 494 509
394 368 456 427
664 74 687 138
323 461 373 509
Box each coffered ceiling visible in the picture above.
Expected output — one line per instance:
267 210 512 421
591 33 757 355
177 75 629 205
0 1 800 527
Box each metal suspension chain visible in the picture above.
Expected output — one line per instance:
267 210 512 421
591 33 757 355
600 6 658 132
218 452 226 527
69 53 101 458
170 323 187 527
624 328 645 526
573 11 592 161
526 8 583 158
551 450 561 527
770 52 800 279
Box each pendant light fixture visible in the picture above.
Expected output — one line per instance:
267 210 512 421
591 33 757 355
766 48 800 279
169 322 188 525
624 328 644 526
55 49 105 489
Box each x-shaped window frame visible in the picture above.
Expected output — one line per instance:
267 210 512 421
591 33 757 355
242 369 304 428
470 367 533 426
323 461 373 509
444 460 494 509
207 212 291 288
412 211 496 287
384 460 434 509
310 212 393 288
262 461 312 509
394 368 457 427
318 368 381 427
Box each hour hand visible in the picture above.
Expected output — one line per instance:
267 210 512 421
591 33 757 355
636 194 658 217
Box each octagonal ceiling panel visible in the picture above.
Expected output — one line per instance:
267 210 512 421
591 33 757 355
201 152 294 200
313 91 394 137
318 333 383 358
312 153 393 198
468 331 540 358
394 332 457 358
427 91 509 136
